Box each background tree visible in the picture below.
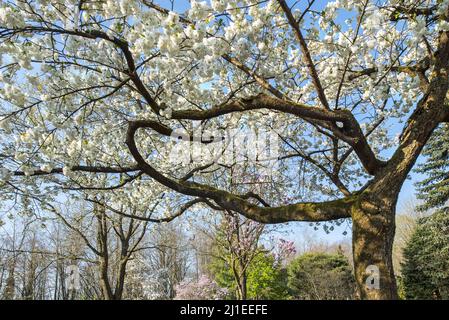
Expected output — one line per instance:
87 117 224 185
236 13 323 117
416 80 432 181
54 198 197 300
0 198 197 300
174 275 227 300
392 199 425 276
0 214 52 300
142 222 191 299
401 208 449 299
195 209 294 300
415 123 449 211
287 252 356 300
204 212 267 300
44 200 151 300
245 252 291 300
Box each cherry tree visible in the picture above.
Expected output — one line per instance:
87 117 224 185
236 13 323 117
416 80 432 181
201 211 267 300
174 275 227 300
1 0 449 299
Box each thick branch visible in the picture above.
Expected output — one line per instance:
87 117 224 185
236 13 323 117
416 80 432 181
172 93 342 121
371 30 449 196
172 93 384 175
389 5 437 21
125 120 354 223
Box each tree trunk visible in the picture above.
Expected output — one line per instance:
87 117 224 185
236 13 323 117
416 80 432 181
233 269 248 300
3 263 15 300
113 259 128 300
96 202 115 300
349 37 449 297
239 272 247 300
351 192 398 299
98 256 114 300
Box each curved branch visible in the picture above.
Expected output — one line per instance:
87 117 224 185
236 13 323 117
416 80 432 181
125 120 355 223
172 93 343 121
171 93 385 175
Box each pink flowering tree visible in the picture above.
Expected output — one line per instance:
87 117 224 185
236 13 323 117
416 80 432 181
274 238 297 266
174 275 227 300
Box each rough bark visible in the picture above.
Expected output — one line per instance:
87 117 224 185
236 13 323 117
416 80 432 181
351 191 398 299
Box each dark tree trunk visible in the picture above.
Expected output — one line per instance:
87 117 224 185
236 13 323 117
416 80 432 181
113 259 128 300
99 258 114 300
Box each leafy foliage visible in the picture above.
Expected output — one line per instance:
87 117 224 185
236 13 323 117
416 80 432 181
210 250 290 300
287 252 355 300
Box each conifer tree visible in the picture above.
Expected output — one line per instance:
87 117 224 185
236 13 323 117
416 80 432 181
416 124 449 211
401 209 449 299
